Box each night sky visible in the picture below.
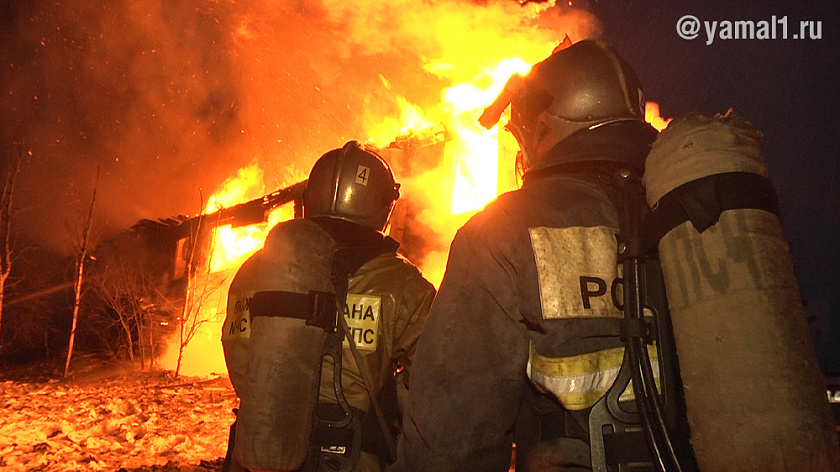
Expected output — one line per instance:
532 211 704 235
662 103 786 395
582 0 840 372
1 1 838 371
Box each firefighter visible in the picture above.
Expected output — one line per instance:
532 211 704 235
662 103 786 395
222 141 436 472
390 40 659 471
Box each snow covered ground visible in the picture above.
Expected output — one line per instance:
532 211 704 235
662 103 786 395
0 368 237 471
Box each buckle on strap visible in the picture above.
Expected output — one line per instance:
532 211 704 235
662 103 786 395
250 290 338 332
620 317 649 341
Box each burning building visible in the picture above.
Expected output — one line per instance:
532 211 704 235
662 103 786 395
5 0 669 375
133 110 664 377
131 125 495 376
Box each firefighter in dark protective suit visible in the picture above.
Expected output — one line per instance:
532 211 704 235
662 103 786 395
222 141 436 472
390 40 660 472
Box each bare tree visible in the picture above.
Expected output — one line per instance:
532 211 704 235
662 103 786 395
144 288 180 370
64 165 100 378
0 146 22 352
89 253 179 370
90 260 141 365
174 194 227 377
0 248 65 362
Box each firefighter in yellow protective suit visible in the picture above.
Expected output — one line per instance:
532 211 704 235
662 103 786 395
391 40 662 472
222 141 436 472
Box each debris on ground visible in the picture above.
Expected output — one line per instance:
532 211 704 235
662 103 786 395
0 366 237 472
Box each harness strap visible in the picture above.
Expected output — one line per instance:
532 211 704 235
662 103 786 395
642 171 779 253
250 290 338 331
332 270 398 464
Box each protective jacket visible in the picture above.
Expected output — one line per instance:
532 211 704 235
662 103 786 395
223 218 435 472
319 248 436 416
393 167 634 472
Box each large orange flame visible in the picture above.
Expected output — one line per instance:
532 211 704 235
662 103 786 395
158 164 300 376
161 2 673 377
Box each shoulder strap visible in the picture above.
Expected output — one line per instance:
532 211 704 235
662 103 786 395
331 254 398 464
250 291 337 331
308 217 401 463
641 171 779 253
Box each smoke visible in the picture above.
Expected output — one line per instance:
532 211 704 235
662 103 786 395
1 0 600 253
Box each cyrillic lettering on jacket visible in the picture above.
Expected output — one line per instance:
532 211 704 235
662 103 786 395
529 226 624 319
343 294 381 350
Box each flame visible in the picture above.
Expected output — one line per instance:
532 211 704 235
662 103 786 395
444 58 534 214
205 163 265 215
209 224 267 273
204 163 268 273
645 101 672 132
366 51 552 217
164 1 621 376
160 161 299 376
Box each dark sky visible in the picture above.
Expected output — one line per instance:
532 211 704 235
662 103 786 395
583 0 839 371
1 0 838 371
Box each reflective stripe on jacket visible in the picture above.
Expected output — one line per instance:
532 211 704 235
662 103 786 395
527 342 660 410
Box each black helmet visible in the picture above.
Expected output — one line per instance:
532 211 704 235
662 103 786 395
303 141 401 233
485 39 655 174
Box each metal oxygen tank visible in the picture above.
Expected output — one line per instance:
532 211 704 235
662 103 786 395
234 218 336 471
222 251 260 399
643 110 840 471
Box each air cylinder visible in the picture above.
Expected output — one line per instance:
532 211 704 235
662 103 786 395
644 111 839 471
234 218 336 471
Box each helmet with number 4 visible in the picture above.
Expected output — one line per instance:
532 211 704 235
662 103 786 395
303 141 401 233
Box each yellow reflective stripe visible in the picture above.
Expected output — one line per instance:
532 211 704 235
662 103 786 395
527 342 660 410
617 374 662 404
530 344 626 377
527 363 620 410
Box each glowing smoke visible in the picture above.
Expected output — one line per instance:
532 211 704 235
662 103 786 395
2 1 600 253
